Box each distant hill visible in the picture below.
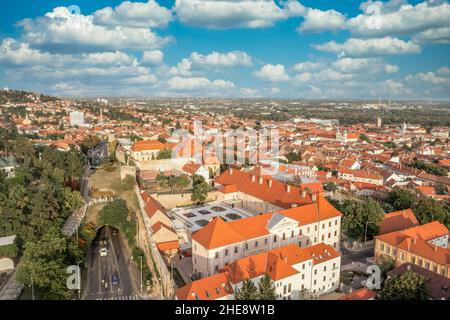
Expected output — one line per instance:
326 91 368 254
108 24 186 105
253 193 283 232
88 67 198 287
0 89 60 104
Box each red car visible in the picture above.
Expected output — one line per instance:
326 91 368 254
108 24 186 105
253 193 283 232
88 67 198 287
182 251 192 257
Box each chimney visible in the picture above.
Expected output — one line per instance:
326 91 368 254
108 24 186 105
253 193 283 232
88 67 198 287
268 179 273 187
259 176 263 185
311 192 317 202
287 185 291 193
301 189 306 198
252 175 256 182
230 168 233 175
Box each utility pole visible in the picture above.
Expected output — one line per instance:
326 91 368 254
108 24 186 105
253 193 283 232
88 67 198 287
77 260 83 300
139 256 143 293
30 276 35 301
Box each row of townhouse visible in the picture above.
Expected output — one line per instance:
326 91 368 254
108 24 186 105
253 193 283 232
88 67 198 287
374 221 450 279
337 167 384 186
176 243 341 300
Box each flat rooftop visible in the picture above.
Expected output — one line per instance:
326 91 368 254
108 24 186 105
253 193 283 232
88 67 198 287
170 202 255 233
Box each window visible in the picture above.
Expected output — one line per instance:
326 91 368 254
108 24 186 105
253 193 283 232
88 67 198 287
225 249 229 256
273 235 277 243
313 280 317 285
400 252 405 260
283 233 286 240
215 252 218 259
329 222 331 227
288 283 292 292
323 276 326 281
302 274 305 280
291 230 294 237
425 262 430 270
314 237 317 243
255 241 259 248
321 235 324 241
411 256 416 264
335 220 338 225
215 266 219 272
307 227 310 233
234 247 238 254
314 270 317 275
245 243 249 250
301 284 304 290
433 265 438 273
299 229 303 235
306 239 310 245
333 262 336 269
334 231 337 236
324 266 327 272
322 224 325 229
418 259 423 267
328 233 331 239
265 238 268 245
315 225 317 231
302 264 305 270
283 285 286 294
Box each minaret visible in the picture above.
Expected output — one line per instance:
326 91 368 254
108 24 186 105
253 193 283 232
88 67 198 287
100 108 103 128
402 122 407 134
377 116 382 128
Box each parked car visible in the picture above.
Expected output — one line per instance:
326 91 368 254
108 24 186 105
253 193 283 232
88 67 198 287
99 248 108 257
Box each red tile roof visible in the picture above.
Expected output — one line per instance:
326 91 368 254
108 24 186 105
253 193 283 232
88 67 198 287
339 288 377 300
176 272 233 300
214 169 315 209
192 195 341 250
379 209 420 235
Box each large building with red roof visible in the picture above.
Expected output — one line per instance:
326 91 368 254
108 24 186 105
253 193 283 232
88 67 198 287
375 221 450 279
192 169 342 279
177 243 341 300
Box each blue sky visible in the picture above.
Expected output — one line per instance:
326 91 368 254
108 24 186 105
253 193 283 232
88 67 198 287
0 0 449 99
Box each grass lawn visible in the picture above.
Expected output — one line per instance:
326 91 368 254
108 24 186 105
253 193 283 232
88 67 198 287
90 164 140 217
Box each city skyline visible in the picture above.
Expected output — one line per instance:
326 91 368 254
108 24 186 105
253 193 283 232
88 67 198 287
0 0 449 99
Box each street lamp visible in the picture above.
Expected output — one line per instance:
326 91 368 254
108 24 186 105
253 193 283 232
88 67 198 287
77 260 84 300
139 256 143 293
30 276 35 301
364 221 377 245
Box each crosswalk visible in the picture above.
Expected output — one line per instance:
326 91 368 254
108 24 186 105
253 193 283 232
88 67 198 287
97 294 139 300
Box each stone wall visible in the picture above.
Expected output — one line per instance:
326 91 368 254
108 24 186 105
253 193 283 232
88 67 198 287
150 191 222 209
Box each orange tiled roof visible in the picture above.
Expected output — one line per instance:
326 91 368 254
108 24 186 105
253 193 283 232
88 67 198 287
176 272 233 300
141 192 167 218
214 169 315 209
376 222 450 266
192 195 341 250
182 163 202 175
131 140 174 152
379 209 419 235
339 288 377 300
156 240 179 252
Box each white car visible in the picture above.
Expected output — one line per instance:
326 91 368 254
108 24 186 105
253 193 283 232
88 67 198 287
99 248 108 257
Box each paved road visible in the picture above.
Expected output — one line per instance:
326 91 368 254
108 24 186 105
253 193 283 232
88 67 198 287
341 245 374 266
83 226 139 300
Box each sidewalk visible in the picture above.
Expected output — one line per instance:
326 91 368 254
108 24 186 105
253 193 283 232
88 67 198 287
0 271 23 300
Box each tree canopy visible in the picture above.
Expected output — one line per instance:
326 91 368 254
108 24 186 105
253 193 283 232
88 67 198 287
381 271 427 300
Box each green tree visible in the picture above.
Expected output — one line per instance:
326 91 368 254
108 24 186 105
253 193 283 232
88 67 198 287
412 198 450 229
381 271 427 300
341 199 384 240
235 280 258 300
156 148 172 160
377 254 396 280
191 180 210 204
16 227 82 300
257 274 277 300
80 135 100 154
387 188 417 210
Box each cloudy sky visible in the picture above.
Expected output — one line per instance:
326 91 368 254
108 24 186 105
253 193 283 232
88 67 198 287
0 0 449 99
